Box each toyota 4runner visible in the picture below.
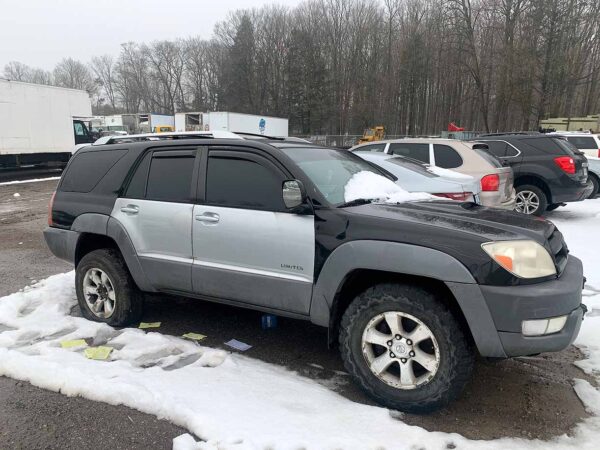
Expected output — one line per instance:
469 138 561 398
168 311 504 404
44 132 586 413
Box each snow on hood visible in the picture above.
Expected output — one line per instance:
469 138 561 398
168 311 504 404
344 171 435 204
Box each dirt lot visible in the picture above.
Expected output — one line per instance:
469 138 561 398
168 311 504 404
0 178 595 448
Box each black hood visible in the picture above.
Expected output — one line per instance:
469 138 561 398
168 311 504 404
346 200 555 245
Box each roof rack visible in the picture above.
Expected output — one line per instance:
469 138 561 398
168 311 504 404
478 132 539 137
93 130 244 145
231 131 285 140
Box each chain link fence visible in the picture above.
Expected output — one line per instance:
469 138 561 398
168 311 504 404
294 135 412 148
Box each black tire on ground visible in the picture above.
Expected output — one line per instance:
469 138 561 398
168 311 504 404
515 184 548 216
589 175 599 199
339 283 475 413
75 249 143 327
546 203 562 211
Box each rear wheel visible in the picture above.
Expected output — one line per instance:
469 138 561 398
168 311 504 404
515 184 547 216
75 249 143 327
339 283 474 413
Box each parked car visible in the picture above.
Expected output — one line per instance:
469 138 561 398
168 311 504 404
350 139 515 209
355 151 482 203
586 157 600 199
476 134 593 215
547 132 600 159
45 133 585 413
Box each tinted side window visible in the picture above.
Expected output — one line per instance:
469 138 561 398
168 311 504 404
125 152 152 198
483 141 508 158
433 144 463 168
524 137 567 155
388 143 430 163
206 156 285 211
358 143 386 152
61 149 128 193
146 154 195 202
567 136 596 149
506 144 520 157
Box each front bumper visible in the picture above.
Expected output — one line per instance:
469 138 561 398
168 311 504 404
479 255 585 357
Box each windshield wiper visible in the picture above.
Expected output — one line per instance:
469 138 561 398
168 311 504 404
337 198 373 208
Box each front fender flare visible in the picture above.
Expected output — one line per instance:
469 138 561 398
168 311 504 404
310 240 506 358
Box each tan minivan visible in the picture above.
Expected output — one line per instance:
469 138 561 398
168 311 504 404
350 139 516 209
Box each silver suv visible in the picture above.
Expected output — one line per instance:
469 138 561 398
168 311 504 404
350 139 515 209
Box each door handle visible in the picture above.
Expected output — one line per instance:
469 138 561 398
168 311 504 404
120 204 139 215
195 212 220 224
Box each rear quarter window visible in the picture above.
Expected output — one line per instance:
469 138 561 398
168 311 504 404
60 149 128 193
566 136 597 149
433 144 463 168
523 137 571 155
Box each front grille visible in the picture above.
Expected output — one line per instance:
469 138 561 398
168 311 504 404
548 228 569 275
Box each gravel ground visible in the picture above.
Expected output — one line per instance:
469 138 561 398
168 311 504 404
0 178 595 448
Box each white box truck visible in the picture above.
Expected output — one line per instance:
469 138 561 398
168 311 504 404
175 111 289 136
0 79 93 169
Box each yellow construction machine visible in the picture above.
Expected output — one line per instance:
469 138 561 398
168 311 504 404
358 126 385 144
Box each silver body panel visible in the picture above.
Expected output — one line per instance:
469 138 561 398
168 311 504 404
191 205 315 313
111 198 194 291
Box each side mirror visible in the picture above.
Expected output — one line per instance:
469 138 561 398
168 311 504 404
282 180 307 209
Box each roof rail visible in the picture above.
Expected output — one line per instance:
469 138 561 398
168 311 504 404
231 131 285 140
92 130 244 145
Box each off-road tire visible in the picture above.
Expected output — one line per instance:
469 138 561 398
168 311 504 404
515 184 548 216
339 283 474 413
75 249 143 327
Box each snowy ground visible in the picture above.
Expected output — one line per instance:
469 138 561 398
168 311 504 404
0 200 599 450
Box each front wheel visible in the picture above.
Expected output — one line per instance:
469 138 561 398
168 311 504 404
515 185 548 216
339 283 474 413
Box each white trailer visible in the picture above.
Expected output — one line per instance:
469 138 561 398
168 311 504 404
0 79 93 168
175 111 289 136
175 112 203 132
205 112 288 137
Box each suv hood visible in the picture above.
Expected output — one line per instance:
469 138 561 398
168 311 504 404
347 200 555 244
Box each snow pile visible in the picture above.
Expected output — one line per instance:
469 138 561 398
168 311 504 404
344 171 434 204
0 200 599 449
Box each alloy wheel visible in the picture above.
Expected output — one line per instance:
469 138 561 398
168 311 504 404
361 311 440 390
515 190 540 215
82 268 116 319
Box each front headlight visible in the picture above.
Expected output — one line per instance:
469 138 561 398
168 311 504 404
481 240 556 279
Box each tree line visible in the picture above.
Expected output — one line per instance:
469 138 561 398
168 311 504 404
4 0 600 135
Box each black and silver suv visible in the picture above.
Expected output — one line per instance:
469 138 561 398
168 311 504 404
44 133 586 412
476 134 593 215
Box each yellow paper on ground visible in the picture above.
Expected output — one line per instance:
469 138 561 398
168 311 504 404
182 333 206 341
139 322 161 329
60 339 88 349
84 346 113 360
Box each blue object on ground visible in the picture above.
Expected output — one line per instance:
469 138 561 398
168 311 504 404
261 314 278 329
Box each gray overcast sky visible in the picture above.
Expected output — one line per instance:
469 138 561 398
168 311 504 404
0 0 304 70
